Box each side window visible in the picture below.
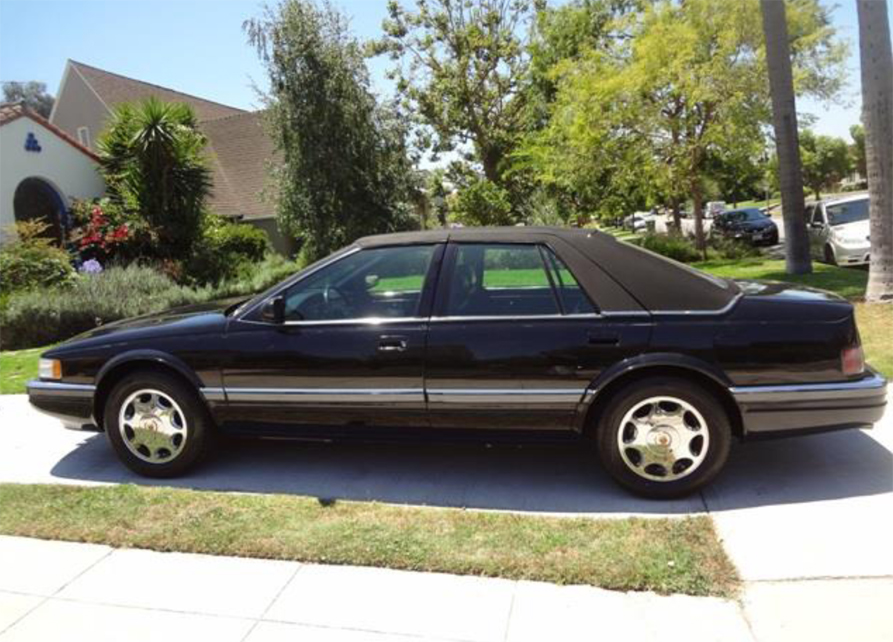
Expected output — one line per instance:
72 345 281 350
542 248 597 314
809 205 823 225
444 244 559 317
283 245 435 321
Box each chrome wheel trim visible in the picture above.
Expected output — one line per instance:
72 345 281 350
616 396 710 482
118 389 188 464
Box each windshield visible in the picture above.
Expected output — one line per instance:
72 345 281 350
722 209 764 223
827 199 869 226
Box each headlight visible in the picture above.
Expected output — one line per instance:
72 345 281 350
39 358 62 380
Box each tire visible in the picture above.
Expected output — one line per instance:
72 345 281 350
104 371 215 478
596 377 732 499
824 244 837 266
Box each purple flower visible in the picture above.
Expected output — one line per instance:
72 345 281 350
80 259 104 275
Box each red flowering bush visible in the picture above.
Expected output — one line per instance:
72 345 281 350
69 199 150 265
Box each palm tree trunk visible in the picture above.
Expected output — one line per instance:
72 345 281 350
760 0 812 274
857 0 893 302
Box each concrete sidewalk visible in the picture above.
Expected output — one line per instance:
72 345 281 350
0 535 754 642
2 536 890 642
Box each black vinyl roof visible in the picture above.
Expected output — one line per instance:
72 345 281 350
356 227 738 313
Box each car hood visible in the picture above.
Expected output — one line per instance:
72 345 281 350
56 298 242 349
831 219 870 241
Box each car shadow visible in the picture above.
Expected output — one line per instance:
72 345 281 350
48 427 892 515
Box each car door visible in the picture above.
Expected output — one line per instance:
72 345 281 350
219 244 443 433
424 241 651 433
807 204 830 258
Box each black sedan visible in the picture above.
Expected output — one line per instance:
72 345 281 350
712 208 779 246
28 227 887 498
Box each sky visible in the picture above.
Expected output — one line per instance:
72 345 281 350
0 0 887 144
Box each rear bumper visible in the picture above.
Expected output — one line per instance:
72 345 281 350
731 369 887 438
27 380 97 429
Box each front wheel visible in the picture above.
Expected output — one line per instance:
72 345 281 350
104 371 215 478
596 377 731 499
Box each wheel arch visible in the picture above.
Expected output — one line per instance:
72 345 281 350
93 351 207 428
577 355 744 439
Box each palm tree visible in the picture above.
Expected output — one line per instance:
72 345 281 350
857 0 893 303
760 0 812 274
97 98 211 257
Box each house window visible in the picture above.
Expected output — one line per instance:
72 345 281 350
77 126 90 148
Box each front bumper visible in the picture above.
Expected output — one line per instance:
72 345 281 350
27 380 97 429
832 242 870 266
730 369 887 437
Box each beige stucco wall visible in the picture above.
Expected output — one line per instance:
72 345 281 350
245 217 298 257
0 117 105 243
49 65 109 149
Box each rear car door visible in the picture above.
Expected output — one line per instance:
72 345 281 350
424 241 651 433
220 244 443 433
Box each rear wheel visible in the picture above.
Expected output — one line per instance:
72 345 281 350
104 371 214 477
596 377 731 499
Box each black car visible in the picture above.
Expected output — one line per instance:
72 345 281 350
28 227 886 498
713 208 779 246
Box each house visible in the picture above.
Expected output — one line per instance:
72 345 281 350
38 60 293 254
0 102 105 244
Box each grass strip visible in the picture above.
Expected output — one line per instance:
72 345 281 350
0 483 739 597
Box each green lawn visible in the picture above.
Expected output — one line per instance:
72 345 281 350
0 345 48 395
0 483 738 597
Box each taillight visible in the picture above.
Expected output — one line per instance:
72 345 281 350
841 345 865 376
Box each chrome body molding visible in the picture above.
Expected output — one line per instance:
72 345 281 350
730 370 888 404
429 313 601 323
26 380 96 397
200 387 227 403
427 388 587 404
221 387 426 404
649 293 743 317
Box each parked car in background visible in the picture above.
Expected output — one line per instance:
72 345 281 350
28 227 886 499
623 211 655 232
712 208 779 246
705 201 727 218
806 195 871 266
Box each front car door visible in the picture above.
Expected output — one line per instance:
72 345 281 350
424 241 651 433
219 243 443 434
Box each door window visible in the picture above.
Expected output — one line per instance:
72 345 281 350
444 244 560 317
283 245 436 321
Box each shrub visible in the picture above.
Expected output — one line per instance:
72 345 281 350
710 236 761 260
0 255 302 350
635 233 702 263
0 220 76 297
69 198 150 265
185 215 270 285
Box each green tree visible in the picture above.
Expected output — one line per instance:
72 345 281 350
448 176 514 226
374 0 539 186
2 81 54 118
96 98 211 258
246 0 417 260
849 123 867 178
520 0 845 252
799 129 852 199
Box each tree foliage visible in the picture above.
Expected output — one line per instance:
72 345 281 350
519 0 846 239
96 98 211 258
374 0 540 185
246 0 417 260
2 81 54 118
799 129 852 199
849 123 867 177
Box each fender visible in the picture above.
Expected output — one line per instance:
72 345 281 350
573 352 733 431
95 349 205 391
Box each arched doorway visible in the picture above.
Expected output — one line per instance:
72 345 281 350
13 177 67 244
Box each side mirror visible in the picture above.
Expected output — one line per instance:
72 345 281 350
261 295 285 324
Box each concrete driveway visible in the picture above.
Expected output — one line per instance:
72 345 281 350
2 392 891 578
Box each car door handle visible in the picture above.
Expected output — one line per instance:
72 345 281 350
587 332 620 346
378 336 408 352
